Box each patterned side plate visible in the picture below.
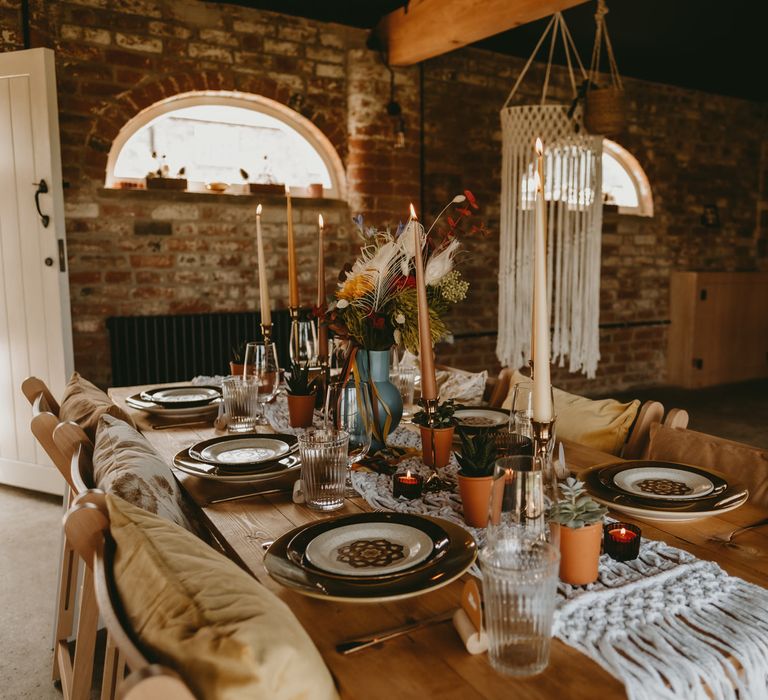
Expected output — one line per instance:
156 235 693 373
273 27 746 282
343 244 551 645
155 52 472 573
172 449 300 483
613 466 714 500
139 385 221 408
189 433 297 467
454 407 509 431
126 393 220 418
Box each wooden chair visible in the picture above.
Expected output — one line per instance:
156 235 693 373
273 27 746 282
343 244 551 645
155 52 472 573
22 376 118 700
64 490 196 700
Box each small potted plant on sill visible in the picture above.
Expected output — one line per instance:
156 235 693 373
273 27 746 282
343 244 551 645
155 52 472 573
285 362 317 428
455 429 497 527
145 153 187 190
412 399 457 469
548 477 608 586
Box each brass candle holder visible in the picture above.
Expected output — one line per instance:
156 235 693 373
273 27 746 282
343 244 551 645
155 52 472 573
531 418 556 468
260 322 273 347
421 397 454 493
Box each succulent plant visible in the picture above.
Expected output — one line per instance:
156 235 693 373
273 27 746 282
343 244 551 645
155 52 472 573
455 429 497 478
412 399 457 429
547 477 607 529
285 362 316 396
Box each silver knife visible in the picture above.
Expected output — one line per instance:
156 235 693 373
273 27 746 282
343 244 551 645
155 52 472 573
336 609 455 655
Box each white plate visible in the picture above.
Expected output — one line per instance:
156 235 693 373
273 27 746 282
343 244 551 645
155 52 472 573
612 466 714 501
305 522 434 577
197 437 292 465
172 452 301 483
454 408 508 428
126 394 220 418
592 492 749 522
148 386 219 403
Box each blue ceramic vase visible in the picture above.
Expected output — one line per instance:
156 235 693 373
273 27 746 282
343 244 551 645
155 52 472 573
355 349 402 453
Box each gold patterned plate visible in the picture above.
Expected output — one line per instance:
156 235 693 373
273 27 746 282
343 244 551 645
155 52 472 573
265 513 476 603
286 513 451 582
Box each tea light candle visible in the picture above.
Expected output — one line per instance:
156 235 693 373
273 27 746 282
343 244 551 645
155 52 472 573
604 523 641 561
393 469 423 500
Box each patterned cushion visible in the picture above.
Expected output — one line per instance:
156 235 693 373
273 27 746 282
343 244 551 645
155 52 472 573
93 414 196 532
435 368 488 406
502 369 640 455
59 372 135 441
106 494 339 700
648 423 768 508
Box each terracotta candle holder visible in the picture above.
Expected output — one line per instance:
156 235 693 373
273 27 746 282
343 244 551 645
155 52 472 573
603 522 641 562
393 470 423 500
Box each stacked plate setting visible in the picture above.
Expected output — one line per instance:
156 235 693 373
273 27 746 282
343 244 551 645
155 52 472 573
264 512 477 602
453 407 510 435
173 433 300 483
582 460 749 522
126 385 222 419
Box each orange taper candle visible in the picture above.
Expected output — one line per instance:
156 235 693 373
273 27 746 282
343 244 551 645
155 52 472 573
411 203 437 401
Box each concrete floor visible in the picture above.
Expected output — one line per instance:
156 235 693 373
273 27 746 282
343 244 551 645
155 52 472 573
0 379 765 698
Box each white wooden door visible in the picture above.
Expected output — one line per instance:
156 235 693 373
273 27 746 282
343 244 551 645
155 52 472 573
0 48 73 495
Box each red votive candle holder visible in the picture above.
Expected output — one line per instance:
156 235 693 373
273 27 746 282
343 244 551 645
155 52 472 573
603 522 641 561
393 470 423 500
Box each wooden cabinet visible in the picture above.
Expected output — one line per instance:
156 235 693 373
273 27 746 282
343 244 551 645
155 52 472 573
667 272 768 388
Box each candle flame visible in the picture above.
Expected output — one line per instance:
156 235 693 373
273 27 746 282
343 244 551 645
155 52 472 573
409 203 417 220
535 137 543 155
284 184 290 195
256 203 262 215
406 469 411 479
620 527 626 536
318 213 324 229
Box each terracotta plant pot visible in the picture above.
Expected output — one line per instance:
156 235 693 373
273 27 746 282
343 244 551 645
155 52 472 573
457 473 494 528
287 393 316 428
229 362 245 376
419 425 455 469
557 521 603 586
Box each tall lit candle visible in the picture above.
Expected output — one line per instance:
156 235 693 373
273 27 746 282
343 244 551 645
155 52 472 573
255 204 271 326
316 214 328 362
285 185 299 308
411 203 437 401
532 166 553 422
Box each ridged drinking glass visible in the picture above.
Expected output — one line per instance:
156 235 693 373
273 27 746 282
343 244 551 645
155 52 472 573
480 537 560 677
298 428 350 511
222 376 259 433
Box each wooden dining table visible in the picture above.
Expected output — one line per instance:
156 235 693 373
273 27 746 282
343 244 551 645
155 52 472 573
110 385 768 699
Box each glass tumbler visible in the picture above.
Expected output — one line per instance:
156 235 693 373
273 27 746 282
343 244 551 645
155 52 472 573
298 428 350 511
487 456 546 545
480 537 560 677
395 366 416 419
222 376 259 433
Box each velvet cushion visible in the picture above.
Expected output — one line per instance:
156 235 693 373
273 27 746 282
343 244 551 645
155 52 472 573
502 369 640 455
105 494 339 700
93 414 196 532
647 423 768 508
59 371 134 441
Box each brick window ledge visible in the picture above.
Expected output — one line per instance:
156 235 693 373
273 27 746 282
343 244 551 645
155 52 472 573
98 187 349 209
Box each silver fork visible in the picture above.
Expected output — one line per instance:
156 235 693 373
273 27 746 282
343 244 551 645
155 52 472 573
708 517 768 544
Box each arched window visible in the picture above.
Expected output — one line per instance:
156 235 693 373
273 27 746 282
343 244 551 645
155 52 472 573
106 91 346 199
602 139 653 216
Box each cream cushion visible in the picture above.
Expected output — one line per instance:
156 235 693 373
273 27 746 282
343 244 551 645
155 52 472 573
435 368 488 406
105 494 339 700
59 371 134 441
648 423 768 508
93 414 196 532
502 369 639 455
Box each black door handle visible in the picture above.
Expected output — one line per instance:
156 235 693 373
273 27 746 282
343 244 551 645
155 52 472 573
34 179 50 228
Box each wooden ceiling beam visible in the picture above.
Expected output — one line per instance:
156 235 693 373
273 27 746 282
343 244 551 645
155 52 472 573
376 0 589 66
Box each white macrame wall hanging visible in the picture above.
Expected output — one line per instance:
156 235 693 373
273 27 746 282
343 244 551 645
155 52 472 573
497 13 604 378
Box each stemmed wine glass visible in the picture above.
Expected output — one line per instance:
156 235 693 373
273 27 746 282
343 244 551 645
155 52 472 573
324 377 373 497
289 318 318 366
243 341 281 426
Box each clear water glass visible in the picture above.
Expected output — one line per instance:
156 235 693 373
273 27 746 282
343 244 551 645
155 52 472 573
507 380 556 459
480 537 560 677
222 376 259 433
324 379 373 497
289 318 318 366
395 366 416 418
243 341 281 425
298 428 350 511
488 456 547 545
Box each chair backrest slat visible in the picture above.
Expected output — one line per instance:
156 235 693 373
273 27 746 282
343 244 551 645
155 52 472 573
22 376 60 416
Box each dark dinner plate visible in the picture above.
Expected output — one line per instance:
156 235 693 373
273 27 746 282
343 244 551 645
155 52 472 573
188 433 298 468
264 513 476 602
286 512 451 583
596 460 728 501
139 385 221 409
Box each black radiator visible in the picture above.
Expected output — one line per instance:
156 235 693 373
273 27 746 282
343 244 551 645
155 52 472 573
107 310 296 386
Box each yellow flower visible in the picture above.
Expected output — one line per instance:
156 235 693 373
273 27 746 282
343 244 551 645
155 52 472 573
337 273 373 300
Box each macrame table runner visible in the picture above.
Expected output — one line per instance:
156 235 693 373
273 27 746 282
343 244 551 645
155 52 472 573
192 382 768 697
350 428 768 700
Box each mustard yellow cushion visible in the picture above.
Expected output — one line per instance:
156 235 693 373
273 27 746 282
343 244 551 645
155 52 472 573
106 494 339 700
648 423 768 509
59 371 135 441
502 369 639 455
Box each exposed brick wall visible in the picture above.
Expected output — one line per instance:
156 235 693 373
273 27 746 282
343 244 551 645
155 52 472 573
1 1 766 394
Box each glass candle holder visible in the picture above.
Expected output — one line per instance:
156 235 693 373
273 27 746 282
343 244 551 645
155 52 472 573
393 470 423 499
603 522 641 561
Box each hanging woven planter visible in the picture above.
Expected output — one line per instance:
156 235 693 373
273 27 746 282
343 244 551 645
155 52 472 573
584 0 625 136
498 13 603 378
